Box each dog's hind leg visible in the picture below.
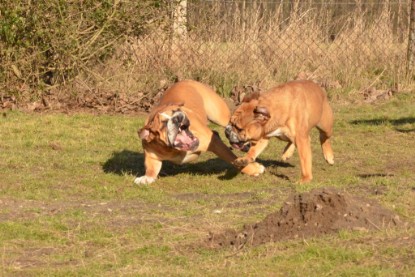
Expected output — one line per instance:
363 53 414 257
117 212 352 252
319 130 334 165
317 101 334 165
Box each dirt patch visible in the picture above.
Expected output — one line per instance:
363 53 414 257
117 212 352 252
206 187 403 249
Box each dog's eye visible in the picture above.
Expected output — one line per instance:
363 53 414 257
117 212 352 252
234 125 243 132
228 122 243 132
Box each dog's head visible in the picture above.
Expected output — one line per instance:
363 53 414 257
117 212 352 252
139 104 199 152
225 93 270 152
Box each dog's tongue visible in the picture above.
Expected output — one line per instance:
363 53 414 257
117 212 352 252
175 130 194 145
231 142 250 152
232 143 241 149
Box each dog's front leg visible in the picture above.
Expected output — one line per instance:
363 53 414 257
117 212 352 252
233 138 269 168
134 152 162 185
295 134 313 183
207 132 264 176
281 142 296 161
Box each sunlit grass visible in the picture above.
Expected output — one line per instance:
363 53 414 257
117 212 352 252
0 93 414 275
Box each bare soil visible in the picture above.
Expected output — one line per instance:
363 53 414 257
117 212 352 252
206 187 403 249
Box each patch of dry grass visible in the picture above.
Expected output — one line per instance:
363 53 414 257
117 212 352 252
107 0 410 98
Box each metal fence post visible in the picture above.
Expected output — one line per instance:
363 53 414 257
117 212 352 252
173 0 187 38
407 0 415 75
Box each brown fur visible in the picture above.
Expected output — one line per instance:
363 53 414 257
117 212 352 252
226 80 334 183
135 80 265 185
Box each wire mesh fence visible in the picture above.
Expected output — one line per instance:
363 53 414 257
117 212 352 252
128 0 412 95
1 0 412 107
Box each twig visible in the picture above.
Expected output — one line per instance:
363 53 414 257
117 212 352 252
366 218 382 231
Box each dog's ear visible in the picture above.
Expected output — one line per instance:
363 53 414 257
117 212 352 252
138 127 154 142
138 112 161 142
254 106 270 124
242 92 260 103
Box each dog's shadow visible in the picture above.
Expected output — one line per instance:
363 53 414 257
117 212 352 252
102 149 293 181
102 149 239 180
350 117 415 133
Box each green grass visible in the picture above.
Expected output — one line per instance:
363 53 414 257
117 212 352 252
1 92 415 276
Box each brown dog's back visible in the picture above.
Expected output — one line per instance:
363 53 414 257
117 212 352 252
226 79 334 183
160 80 230 127
259 80 330 133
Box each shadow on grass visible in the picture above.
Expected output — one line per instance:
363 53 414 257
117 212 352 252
257 159 294 181
102 150 295 181
350 117 415 133
357 173 394 178
102 149 239 180
258 159 294 169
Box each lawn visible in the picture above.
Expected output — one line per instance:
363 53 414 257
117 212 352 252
1 92 415 276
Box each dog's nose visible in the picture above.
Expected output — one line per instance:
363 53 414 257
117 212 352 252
225 126 240 143
225 124 232 137
172 111 185 124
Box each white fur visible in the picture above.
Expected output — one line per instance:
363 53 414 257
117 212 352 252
134 176 156 185
159 112 172 120
266 128 284 138
255 164 265 176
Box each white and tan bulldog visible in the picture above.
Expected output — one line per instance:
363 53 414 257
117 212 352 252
135 80 265 185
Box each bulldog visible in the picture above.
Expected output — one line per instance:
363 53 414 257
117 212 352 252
225 80 334 183
135 80 265 185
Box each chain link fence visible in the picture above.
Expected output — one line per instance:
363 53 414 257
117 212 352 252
1 0 412 111
127 0 411 96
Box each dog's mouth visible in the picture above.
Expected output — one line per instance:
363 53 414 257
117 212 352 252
173 126 199 151
231 141 251 152
225 124 251 152
166 110 199 151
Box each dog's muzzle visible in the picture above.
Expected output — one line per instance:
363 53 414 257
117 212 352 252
166 111 199 151
225 124 233 140
225 124 251 152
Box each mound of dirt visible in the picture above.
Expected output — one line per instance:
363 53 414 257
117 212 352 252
207 187 402 249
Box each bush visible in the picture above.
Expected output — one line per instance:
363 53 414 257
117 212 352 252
0 0 166 97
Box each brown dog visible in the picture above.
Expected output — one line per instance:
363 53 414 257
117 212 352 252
225 80 334 183
135 80 265 185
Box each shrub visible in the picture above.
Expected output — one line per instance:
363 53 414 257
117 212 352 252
0 0 166 97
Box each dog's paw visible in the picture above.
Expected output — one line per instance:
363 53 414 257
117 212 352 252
251 162 265 176
281 144 295 161
233 157 253 168
325 154 334 165
299 175 312 184
134 176 156 185
241 162 265 176
281 152 294 161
